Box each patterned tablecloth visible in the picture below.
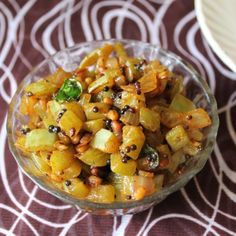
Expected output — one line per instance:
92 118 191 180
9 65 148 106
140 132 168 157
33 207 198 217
0 0 236 235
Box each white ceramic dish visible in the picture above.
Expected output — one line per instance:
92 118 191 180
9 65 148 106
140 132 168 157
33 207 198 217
195 0 236 72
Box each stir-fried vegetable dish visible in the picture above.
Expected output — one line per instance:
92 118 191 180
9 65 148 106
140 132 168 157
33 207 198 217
15 43 212 203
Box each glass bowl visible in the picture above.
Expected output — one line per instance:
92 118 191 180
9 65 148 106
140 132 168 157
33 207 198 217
7 39 219 215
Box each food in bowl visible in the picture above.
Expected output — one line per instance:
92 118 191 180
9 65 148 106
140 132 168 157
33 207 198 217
15 43 212 203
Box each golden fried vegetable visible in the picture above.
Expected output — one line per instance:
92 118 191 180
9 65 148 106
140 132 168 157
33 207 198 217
25 80 57 97
110 153 137 176
90 128 120 153
61 160 82 179
59 110 83 136
19 95 38 116
61 102 86 121
88 69 120 93
46 67 72 88
87 185 115 203
187 129 204 142
78 148 110 166
25 129 57 151
83 103 110 120
165 125 189 151
169 93 195 112
114 91 145 110
31 153 51 174
79 44 113 69
120 126 145 160
63 178 90 198
50 149 75 174
167 150 185 173
83 119 105 134
139 107 160 132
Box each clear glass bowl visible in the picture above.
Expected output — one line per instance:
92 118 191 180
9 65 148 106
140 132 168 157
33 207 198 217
7 39 219 215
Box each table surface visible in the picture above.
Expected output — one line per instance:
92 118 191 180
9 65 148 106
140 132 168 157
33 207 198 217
0 0 236 235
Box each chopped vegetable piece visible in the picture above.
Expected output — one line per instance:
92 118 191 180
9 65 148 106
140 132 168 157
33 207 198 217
120 126 145 160
111 153 137 176
91 128 120 153
50 148 75 174
87 185 115 203
31 153 51 174
139 107 160 132
83 119 105 134
165 125 189 151
25 80 57 97
61 102 86 121
25 129 57 151
88 69 120 93
63 178 89 198
55 78 83 102
83 103 110 120
78 148 110 166
61 160 82 179
169 94 196 112
167 150 185 173
59 110 83 136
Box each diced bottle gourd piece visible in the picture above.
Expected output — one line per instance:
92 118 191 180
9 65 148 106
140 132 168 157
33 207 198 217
110 153 137 176
79 49 100 69
183 140 202 156
61 160 82 179
161 108 211 129
91 128 120 153
139 107 160 132
120 126 145 160
88 69 120 93
138 71 158 93
50 149 75 174
114 42 127 58
25 129 57 151
87 185 115 203
33 100 47 119
31 153 51 174
46 67 72 88
79 93 91 106
110 174 134 200
79 44 113 69
59 110 83 136
169 93 195 112
47 100 61 120
61 102 86 121
183 108 211 129
120 109 139 126
167 150 185 173
43 113 57 128
133 176 155 195
63 178 89 198
25 80 57 97
83 103 110 120
118 91 145 110
19 95 37 115
187 129 204 142
83 119 105 134
165 125 189 151
78 148 110 166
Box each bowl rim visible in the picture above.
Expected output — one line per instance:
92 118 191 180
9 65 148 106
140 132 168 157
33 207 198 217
7 39 219 210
